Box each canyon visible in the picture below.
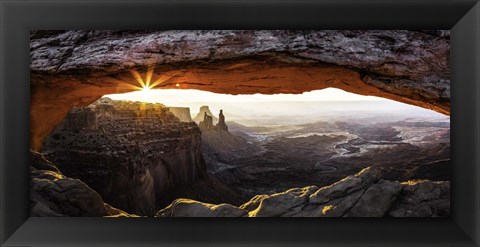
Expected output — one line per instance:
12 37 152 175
29 30 450 150
41 98 237 215
29 30 451 217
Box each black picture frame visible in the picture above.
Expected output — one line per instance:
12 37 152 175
1 0 479 246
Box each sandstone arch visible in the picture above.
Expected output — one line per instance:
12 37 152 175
30 30 450 150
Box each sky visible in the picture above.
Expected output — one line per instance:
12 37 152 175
104 88 449 125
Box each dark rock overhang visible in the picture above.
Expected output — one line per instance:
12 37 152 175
29 30 450 150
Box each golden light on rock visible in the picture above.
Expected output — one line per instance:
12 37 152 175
322 205 334 215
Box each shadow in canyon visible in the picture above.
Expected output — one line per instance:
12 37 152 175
33 94 450 217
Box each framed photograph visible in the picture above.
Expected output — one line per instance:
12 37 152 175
1 0 479 246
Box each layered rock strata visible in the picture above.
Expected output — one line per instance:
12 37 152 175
41 98 207 215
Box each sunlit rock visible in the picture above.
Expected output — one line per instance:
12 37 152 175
156 198 247 217
153 166 450 217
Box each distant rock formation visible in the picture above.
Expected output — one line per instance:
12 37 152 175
42 98 207 215
156 167 450 217
166 107 193 122
198 112 214 130
217 110 228 131
193 106 218 124
30 150 135 217
198 108 229 132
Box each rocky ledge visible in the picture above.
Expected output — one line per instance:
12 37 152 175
31 149 449 217
157 167 450 217
30 150 135 217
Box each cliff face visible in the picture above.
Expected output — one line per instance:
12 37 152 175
41 98 207 215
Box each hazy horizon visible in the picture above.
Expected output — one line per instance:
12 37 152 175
104 88 449 126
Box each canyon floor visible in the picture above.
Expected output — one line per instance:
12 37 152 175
203 115 450 206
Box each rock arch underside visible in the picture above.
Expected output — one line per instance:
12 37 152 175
30 30 452 217
30 30 450 150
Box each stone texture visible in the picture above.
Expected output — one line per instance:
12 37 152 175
30 30 450 150
41 98 207 215
156 198 247 217
248 186 318 217
309 166 384 204
30 150 135 217
346 180 403 217
155 166 450 217
388 180 450 217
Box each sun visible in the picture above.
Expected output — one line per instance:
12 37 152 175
124 67 177 93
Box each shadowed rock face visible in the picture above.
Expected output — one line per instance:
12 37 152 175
30 151 449 217
41 98 207 215
30 150 134 217
30 30 449 150
157 167 450 217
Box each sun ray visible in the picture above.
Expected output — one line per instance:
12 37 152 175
145 67 154 89
130 70 146 88
149 73 179 89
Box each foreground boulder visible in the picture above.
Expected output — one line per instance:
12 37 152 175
156 199 247 217
30 150 135 217
157 167 450 217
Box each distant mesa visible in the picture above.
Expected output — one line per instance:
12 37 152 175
199 108 229 132
166 107 193 122
193 106 218 124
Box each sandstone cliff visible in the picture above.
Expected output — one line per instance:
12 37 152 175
157 167 450 217
41 98 207 215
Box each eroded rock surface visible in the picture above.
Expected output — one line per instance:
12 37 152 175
158 167 450 217
156 199 247 217
30 30 450 149
30 150 134 217
41 98 207 215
